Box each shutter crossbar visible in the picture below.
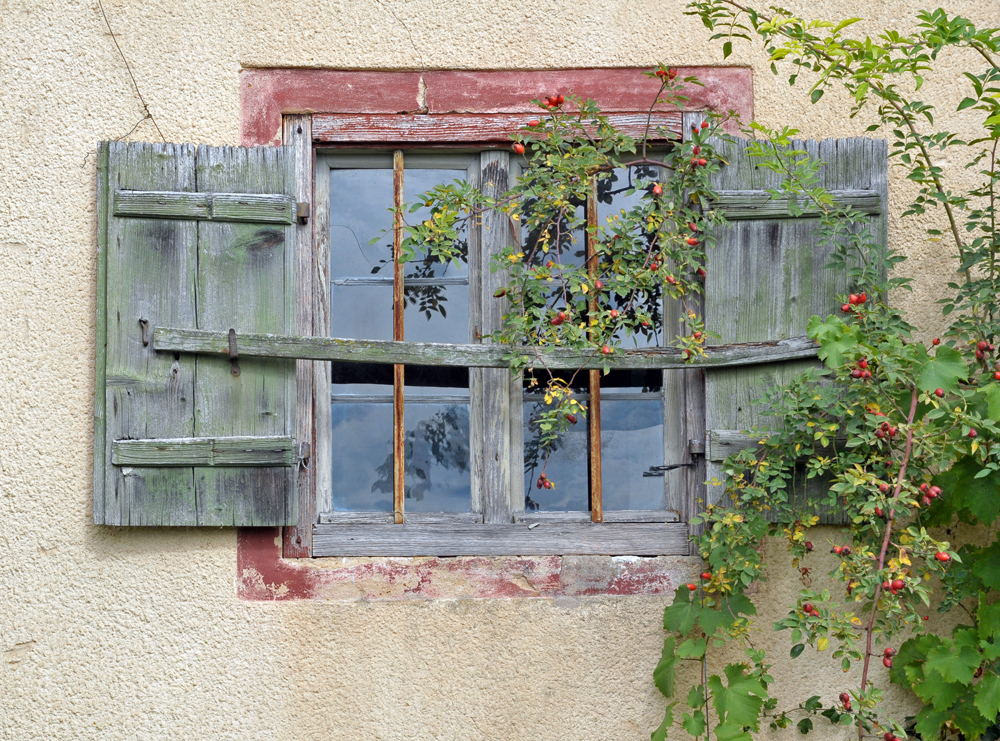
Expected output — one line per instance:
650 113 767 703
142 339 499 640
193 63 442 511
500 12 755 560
711 189 881 221
114 190 296 224
153 327 819 370
112 436 297 467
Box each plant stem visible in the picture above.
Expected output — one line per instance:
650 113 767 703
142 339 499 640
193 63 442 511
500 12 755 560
857 385 919 741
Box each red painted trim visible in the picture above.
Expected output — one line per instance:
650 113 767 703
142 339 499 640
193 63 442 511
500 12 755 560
241 67 752 146
238 527 690 602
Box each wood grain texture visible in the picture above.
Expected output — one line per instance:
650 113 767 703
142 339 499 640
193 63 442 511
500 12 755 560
514 510 680 524
319 512 483 525
103 142 199 525
313 112 681 144
113 437 296 466
703 137 887 525
311 522 690 556
283 114 316 558
114 190 295 223
154 328 819 369
479 151 514 524
194 144 298 526
94 142 111 525
711 189 881 221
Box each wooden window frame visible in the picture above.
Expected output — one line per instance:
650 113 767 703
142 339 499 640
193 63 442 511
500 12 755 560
245 68 757 558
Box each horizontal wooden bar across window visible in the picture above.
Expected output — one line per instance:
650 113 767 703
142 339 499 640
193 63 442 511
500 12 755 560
111 436 297 467
711 189 881 220
310 523 690 556
113 190 296 224
706 429 850 462
312 112 682 144
154 328 819 370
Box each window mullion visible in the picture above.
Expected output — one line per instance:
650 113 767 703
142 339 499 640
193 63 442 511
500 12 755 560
586 178 604 523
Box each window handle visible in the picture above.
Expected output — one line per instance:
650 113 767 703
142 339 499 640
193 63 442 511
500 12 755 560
643 463 695 478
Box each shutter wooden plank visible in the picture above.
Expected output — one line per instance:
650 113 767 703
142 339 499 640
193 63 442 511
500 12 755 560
103 142 199 525
310 522 690 556
94 143 110 525
112 436 296 467
706 430 847 462
711 189 881 220
194 145 297 526
703 137 888 524
114 190 295 224
153 327 819 369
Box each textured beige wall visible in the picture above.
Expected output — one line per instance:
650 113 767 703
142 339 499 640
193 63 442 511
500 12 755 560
2 1 998 739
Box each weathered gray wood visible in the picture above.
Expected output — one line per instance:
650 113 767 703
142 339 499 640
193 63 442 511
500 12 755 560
114 190 295 223
154 327 819 370
479 151 514 525
113 436 296 467
703 137 887 526
312 112 682 144
515 510 680 524
194 144 298 526
711 189 881 221
284 114 316 557
313 157 334 516
310 522 690 556
94 142 110 525
467 157 485 516
318 512 483 525
103 142 199 525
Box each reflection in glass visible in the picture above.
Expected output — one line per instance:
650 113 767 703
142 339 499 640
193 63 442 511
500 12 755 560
522 395 589 511
601 396 666 510
330 285 393 341
331 400 394 511
329 168 395 278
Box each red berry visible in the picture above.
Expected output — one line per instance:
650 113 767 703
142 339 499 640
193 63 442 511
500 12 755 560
693 331 702 339
935 552 951 562
642 320 650 327
696 267 707 279
935 388 945 397
687 237 699 246
832 546 842 554
969 428 978 438
804 541 813 551
687 583 697 591
922 496 932 506
875 507 883 517
920 483 930 493
551 316 564 326
610 309 619 319
891 579 905 591
655 69 667 79
852 369 863 379
883 657 893 668
849 294 859 305
512 142 525 155
923 615 929 621
885 732 894 741
602 345 611 355
994 372 1000 381
933 338 940 345
652 184 663 196
841 546 852 556
884 647 896 658
929 486 941 498
692 146 701 155
700 121 709 129
979 340 988 351
858 359 868 369
668 69 677 80
565 413 577 425
977 349 985 360
883 580 891 589
665 275 676 285
842 304 852 313
595 280 603 290
554 94 564 105
880 483 889 493
863 370 872 379
689 222 698 231
859 293 867 304
839 692 850 703
698 158 707 166
701 572 712 580
803 603 814 612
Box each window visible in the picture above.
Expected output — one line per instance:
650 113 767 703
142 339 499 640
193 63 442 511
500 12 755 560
93 69 885 561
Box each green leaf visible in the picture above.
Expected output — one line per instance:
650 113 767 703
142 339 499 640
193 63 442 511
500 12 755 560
708 664 769 729
932 456 1000 525
974 673 1000 718
654 637 678 698
979 601 1000 640
663 588 702 635
714 722 754 741
687 684 706 709
677 638 707 659
807 315 860 368
958 97 979 111
925 628 981 684
790 643 805 658
973 541 1000 589
723 41 733 59
810 88 824 104
651 703 676 741
797 718 813 734
913 705 951 740
683 710 707 737
917 345 967 394
953 685 993 739
890 634 941 686
698 608 737 636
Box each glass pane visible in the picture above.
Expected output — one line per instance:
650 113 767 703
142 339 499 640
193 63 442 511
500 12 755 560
330 285 393 340
403 400 472 513
404 284 469 344
329 168 394 278
522 395 589 512
601 394 666 511
596 165 665 348
404 168 469 279
331 400 394 512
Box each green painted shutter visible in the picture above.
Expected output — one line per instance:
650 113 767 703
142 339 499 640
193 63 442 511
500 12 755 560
702 137 888 520
94 142 298 526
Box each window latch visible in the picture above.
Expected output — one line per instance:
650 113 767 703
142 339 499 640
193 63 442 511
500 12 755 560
298 442 311 469
296 202 310 225
228 328 240 377
643 463 695 478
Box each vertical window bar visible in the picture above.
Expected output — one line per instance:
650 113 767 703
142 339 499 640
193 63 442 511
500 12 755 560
587 179 603 523
393 150 405 524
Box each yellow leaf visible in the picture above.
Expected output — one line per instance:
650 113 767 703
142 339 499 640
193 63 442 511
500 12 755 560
973 441 980 454
851 617 862 626
899 550 911 567
581 284 589 294
818 637 829 651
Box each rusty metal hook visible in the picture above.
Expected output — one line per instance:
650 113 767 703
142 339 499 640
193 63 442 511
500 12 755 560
228 328 240 377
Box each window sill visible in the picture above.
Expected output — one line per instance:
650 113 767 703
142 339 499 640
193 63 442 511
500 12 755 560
238 527 697 601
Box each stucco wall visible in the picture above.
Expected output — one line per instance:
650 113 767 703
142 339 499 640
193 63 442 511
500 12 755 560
2 1 998 739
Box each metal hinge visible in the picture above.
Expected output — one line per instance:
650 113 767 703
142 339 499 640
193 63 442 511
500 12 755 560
296 202 310 225
689 438 706 456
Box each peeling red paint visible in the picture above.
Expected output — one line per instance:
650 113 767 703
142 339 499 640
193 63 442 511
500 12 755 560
237 528 691 602
240 67 753 146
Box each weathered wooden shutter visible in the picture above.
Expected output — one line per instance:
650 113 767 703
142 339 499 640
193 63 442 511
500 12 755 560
701 137 888 518
94 142 298 526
